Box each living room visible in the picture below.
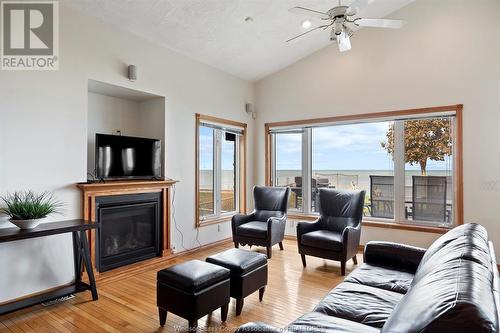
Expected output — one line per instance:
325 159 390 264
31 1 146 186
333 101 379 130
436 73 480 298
0 0 499 332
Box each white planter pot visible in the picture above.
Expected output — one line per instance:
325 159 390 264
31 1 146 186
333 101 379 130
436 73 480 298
9 218 45 230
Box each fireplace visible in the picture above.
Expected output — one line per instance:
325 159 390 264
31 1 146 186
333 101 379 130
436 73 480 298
95 192 161 272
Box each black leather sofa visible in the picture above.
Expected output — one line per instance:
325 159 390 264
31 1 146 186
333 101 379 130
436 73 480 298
236 223 500 333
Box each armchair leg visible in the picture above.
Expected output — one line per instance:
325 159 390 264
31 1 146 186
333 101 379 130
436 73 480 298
352 255 358 265
266 246 272 259
341 260 346 276
279 242 284 251
300 254 307 267
234 242 239 248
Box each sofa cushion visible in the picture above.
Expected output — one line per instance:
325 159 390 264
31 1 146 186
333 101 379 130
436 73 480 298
313 282 404 328
301 230 343 251
382 259 497 333
237 221 268 239
411 223 491 287
416 223 488 272
344 263 414 294
381 223 498 333
287 312 380 333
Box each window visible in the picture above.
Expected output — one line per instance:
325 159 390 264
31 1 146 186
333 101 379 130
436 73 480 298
267 105 462 228
196 114 246 226
272 131 303 210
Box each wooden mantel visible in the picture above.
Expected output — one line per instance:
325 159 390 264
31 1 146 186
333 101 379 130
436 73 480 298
77 179 177 278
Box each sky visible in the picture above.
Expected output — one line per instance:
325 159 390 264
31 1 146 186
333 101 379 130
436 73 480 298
199 126 235 170
275 121 452 171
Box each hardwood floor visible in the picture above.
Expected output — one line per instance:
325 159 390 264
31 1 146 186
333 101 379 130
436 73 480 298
0 239 361 333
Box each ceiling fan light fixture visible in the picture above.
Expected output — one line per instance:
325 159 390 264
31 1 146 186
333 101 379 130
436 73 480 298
301 19 312 29
337 31 351 52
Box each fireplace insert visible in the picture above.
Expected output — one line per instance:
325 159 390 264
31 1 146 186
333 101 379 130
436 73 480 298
95 192 161 272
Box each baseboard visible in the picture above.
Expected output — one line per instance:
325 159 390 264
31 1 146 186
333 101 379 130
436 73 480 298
169 237 233 259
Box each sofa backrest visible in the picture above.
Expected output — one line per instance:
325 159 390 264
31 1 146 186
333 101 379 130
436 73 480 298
381 223 499 333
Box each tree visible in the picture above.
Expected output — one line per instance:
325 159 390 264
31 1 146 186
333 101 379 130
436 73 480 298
381 119 452 175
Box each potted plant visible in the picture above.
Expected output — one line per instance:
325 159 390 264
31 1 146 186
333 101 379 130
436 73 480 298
0 191 63 229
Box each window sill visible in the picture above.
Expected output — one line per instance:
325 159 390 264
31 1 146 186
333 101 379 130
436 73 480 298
197 214 234 227
287 213 452 234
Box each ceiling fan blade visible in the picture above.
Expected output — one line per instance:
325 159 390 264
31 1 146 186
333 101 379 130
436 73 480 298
346 0 374 16
289 6 330 19
286 25 330 43
354 18 404 29
337 32 352 52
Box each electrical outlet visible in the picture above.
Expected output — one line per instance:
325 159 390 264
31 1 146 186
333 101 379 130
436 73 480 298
172 243 176 250
217 224 221 232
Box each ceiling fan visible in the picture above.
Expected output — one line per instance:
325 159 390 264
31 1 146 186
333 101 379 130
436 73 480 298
287 0 404 52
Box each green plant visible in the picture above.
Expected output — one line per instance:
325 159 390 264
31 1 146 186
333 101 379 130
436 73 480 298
0 191 63 220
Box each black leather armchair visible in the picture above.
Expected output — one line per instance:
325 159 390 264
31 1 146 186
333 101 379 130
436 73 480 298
297 188 366 275
232 186 290 259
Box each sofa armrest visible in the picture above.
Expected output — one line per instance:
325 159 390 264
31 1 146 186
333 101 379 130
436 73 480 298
235 322 286 333
364 241 426 273
296 219 321 239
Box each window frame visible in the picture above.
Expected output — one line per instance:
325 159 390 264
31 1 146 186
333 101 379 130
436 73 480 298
265 105 463 233
195 114 247 227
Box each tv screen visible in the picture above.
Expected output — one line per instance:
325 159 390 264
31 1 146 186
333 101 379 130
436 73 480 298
95 134 162 180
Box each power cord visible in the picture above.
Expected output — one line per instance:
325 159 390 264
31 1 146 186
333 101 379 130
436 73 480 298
171 184 187 251
195 223 202 249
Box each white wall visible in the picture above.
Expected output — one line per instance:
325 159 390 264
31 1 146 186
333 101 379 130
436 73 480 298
0 4 254 302
255 0 500 251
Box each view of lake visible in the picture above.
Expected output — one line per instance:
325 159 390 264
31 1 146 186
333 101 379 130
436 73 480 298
200 169 453 199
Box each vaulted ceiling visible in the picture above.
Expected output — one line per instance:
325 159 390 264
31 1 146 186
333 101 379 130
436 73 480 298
65 0 414 81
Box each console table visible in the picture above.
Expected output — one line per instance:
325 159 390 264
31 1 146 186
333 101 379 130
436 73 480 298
0 219 98 315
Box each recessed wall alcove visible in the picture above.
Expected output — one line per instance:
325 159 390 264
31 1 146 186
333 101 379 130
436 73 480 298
87 79 166 179
81 80 174 278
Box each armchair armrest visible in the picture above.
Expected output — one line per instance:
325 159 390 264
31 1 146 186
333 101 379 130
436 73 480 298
342 224 361 260
235 322 287 333
364 241 426 273
232 213 254 230
296 219 321 239
268 215 287 244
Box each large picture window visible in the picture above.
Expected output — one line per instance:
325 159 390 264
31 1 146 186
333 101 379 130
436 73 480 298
196 114 246 226
266 105 462 228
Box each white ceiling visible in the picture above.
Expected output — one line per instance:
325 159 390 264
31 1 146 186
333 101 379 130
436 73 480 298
65 0 414 81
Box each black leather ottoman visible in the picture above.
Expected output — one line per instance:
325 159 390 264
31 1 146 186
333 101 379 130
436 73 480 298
206 248 268 316
157 259 230 330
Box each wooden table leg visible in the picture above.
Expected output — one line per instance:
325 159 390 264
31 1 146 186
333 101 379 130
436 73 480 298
79 230 98 300
72 231 83 283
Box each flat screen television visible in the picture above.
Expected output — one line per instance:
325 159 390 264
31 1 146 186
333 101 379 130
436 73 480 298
95 134 162 180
